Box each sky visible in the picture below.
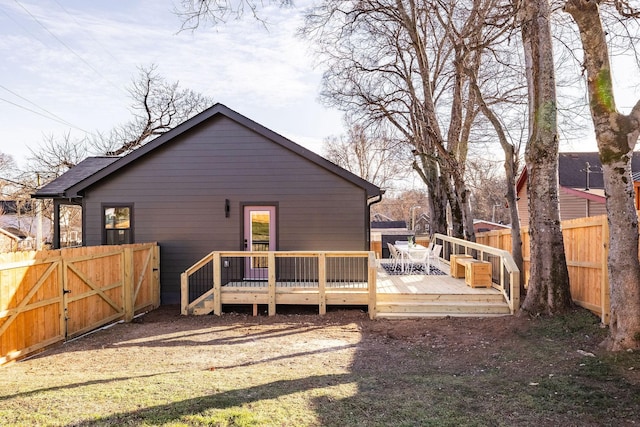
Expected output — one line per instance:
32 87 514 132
0 0 343 169
1 0 639 177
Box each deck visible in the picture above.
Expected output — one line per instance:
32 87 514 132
374 260 510 318
185 259 511 319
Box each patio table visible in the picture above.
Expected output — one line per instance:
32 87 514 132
393 242 428 273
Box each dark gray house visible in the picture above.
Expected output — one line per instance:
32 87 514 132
34 104 382 304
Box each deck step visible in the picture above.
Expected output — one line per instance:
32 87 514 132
376 292 505 303
375 300 511 316
375 312 511 319
190 296 215 315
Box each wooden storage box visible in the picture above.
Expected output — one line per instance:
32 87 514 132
450 254 472 278
464 261 492 288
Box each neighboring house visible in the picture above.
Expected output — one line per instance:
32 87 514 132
473 219 510 234
0 200 52 250
371 213 394 222
33 104 382 304
0 227 29 252
516 152 640 224
413 213 431 235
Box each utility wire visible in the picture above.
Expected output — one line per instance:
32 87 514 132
0 3 49 47
0 96 93 134
0 84 94 134
52 0 122 65
13 0 126 96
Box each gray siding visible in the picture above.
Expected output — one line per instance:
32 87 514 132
558 191 606 220
82 116 369 303
516 184 606 226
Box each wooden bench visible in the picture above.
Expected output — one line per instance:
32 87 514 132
450 254 472 278
454 257 493 288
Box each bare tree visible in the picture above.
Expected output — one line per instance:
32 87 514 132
93 65 214 156
175 0 293 30
517 0 572 315
454 2 527 285
371 189 431 228
0 152 17 179
302 0 520 240
27 132 88 178
564 0 640 350
324 121 410 190
466 159 510 223
466 75 527 289
24 65 213 180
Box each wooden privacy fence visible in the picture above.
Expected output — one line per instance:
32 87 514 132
477 215 618 323
0 243 160 365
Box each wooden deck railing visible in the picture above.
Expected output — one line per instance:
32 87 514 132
181 251 378 319
433 233 520 314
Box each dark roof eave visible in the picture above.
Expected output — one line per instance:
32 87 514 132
31 192 67 199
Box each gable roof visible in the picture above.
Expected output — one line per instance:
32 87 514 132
33 104 381 199
517 151 640 194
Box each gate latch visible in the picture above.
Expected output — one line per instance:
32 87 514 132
63 289 71 294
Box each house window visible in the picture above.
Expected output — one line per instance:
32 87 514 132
103 205 133 245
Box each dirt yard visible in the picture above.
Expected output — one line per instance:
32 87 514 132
2 305 639 426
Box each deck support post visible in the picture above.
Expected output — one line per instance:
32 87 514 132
180 272 188 315
213 253 222 316
368 252 377 319
268 252 276 316
510 269 520 314
318 253 326 315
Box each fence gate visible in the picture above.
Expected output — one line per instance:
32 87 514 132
62 250 124 338
1 243 160 365
62 245 159 338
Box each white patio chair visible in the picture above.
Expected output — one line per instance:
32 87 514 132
407 248 430 274
427 244 443 271
387 243 401 270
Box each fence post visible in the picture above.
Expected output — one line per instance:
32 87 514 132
60 258 67 339
601 216 610 324
152 244 160 308
123 246 134 322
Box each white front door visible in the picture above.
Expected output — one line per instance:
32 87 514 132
244 206 276 279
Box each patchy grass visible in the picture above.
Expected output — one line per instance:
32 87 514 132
0 306 638 426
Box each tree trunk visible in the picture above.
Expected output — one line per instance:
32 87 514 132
519 0 572 315
565 0 640 350
504 145 525 292
413 153 448 235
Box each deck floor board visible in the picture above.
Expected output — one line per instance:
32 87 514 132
376 260 501 295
